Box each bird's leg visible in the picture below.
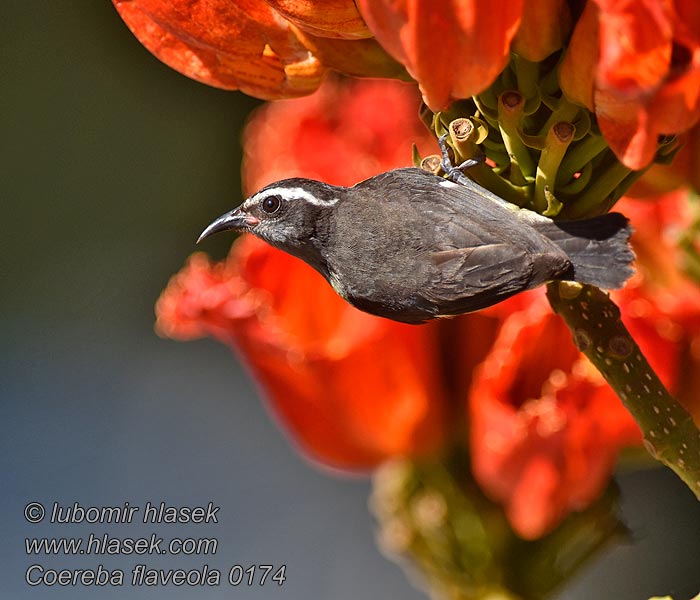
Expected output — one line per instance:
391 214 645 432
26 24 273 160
438 134 485 186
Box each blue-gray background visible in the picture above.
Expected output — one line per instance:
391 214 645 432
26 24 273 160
2 2 700 598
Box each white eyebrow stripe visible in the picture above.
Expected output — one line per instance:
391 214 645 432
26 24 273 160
246 186 339 208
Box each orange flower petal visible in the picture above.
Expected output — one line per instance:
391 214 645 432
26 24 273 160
263 0 372 39
469 300 641 539
290 27 408 80
614 192 700 417
469 191 700 538
595 0 674 93
113 0 325 99
559 0 600 111
356 0 523 110
594 103 659 170
562 0 700 168
512 0 571 62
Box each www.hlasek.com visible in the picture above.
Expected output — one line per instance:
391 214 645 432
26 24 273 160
23 501 286 587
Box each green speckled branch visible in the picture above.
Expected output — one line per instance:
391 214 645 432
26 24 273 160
546 281 700 499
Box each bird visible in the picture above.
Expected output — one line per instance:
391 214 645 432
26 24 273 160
197 148 634 325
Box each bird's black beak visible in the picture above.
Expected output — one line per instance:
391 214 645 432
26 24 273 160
197 208 248 243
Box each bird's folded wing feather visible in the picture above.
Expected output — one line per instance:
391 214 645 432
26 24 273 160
427 244 532 299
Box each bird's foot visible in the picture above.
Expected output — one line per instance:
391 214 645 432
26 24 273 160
438 134 485 186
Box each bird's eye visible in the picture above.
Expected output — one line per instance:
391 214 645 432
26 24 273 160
261 195 282 214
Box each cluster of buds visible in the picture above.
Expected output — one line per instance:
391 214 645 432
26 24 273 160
415 63 676 221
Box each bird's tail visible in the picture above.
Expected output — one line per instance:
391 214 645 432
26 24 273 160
538 212 635 289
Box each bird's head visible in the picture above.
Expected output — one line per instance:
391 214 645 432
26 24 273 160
198 178 341 255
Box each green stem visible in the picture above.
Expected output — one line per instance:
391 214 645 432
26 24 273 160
448 118 482 161
482 148 513 175
562 160 632 218
511 56 540 115
473 92 499 126
557 135 609 185
538 99 580 140
468 166 531 208
547 282 700 500
558 161 592 196
441 119 530 207
535 122 574 215
497 92 536 187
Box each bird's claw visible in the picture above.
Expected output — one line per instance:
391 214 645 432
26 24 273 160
438 133 485 186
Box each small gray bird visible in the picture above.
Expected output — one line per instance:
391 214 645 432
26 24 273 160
198 166 634 324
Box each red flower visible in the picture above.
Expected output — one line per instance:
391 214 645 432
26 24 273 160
614 192 700 415
469 295 642 539
113 0 326 98
155 78 488 470
242 76 437 192
355 0 523 110
114 0 578 110
112 0 403 99
470 191 700 539
113 0 700 177
155 77 453 470
113 0 700 173
512 0 572 62
560 0 700 169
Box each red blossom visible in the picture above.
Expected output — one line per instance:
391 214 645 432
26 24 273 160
613 192 700 415
470 192 700 539
355 0 524 110
242 76 437 191
113 0 324 98
627 127 700 197
469 295 642 539
560 0 700 169
512 0 572 62
112 0 404 99
156 78 480 470
114 0 700 170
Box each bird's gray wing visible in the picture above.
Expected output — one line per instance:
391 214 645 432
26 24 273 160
419 186 537 314
423 243 533 313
